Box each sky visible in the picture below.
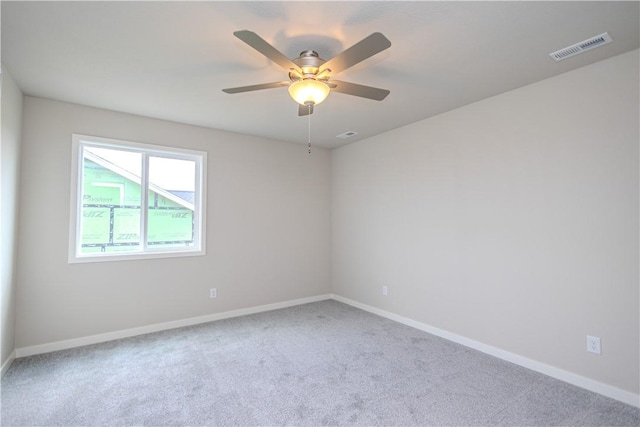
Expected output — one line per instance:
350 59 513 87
86 146 196 191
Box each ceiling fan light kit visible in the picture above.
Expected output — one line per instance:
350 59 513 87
288 79 331 106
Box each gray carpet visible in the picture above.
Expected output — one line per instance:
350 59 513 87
1 300 639 426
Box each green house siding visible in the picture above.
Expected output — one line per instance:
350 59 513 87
81 160 193 253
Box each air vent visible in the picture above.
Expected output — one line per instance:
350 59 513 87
336 131 358 139
549 32 612 62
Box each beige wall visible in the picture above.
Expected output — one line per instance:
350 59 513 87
332 50 639 394
15 97 331 348
1 67 23 368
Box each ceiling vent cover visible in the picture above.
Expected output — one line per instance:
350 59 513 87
549 32 612 62
336 131 358 139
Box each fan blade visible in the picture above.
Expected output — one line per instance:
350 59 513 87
222 81 289 94
298 104 314 116
330 80 390 101
320 33 391 75
234 30 301 73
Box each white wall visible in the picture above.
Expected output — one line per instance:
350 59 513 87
332 50 639 395
15 97 331 348
1 67 23 369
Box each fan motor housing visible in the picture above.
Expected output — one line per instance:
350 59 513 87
290 50 328 81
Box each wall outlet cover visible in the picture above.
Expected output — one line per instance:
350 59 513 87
586 335 601 355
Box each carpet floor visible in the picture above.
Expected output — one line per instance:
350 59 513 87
1 300 639 426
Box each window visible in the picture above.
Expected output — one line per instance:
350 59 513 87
69 134 206 263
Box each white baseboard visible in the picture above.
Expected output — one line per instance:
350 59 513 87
15 294 332 358
1 350 16 378
331 294 640 409
12 292 639 408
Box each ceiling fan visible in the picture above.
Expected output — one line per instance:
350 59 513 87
222 30 391 116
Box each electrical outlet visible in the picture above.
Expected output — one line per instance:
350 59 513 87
382 285 388 296
209 288 217 299
586 335 601 355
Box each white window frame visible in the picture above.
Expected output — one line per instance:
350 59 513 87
69 134 207 263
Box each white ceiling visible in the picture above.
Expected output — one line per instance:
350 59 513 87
2 1 639 149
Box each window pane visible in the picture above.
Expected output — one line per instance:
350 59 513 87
147 156 196 248
81 147 142 253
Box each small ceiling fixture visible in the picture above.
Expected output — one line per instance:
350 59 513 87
336 131 358 139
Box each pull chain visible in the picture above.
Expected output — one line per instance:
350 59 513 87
307 104 312 154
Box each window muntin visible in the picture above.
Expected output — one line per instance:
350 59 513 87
70 134 206 262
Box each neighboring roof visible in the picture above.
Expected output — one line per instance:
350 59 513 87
167 191 195 205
